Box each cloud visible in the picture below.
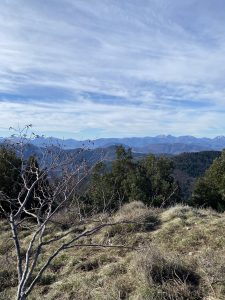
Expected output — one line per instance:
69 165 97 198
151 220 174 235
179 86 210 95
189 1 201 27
0 0 225 138
0 97 224 139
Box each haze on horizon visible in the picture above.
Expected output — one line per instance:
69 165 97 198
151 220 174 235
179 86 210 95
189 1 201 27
1 0 225 140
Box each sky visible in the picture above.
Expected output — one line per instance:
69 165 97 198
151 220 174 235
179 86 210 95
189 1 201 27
1 0 225 139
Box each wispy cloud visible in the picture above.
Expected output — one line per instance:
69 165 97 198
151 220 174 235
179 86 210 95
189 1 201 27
0 0 225 138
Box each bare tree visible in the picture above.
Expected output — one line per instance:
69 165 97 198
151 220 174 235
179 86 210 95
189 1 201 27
0 125 133 300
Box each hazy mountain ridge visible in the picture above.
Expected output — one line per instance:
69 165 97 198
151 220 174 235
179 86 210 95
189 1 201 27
1 135 225 154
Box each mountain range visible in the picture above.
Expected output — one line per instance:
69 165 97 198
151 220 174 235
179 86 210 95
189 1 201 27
1 135 225 155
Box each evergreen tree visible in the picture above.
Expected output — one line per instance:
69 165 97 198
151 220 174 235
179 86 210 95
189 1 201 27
141 155 180 207
0 146 21 197
87 161 117 211
191 150 225 211
0 149 52 217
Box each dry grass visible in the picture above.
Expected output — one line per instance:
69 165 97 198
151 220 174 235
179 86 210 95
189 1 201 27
136 246 202 300
1 202 225 299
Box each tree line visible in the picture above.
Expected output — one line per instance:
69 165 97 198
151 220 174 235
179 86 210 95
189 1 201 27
83 146 225 212
1 144 225 216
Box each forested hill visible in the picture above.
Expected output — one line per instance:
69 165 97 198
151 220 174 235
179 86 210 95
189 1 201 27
172 151 221 199
172 151 221 178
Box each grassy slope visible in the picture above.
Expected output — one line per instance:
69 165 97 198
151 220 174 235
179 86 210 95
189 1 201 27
1 202 225 300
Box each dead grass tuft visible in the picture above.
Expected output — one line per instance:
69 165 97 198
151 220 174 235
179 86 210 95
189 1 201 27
137 246 202 300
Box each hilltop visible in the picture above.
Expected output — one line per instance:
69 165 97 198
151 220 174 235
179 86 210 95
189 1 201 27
1 201 225 300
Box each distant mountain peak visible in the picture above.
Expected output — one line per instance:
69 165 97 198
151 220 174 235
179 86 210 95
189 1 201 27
156 134 168 138
214 136 225 140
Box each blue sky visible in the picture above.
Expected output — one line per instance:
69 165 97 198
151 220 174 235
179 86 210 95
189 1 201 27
1 0 225 139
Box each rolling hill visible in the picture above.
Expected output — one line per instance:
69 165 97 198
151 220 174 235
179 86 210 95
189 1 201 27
1 135 224 155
